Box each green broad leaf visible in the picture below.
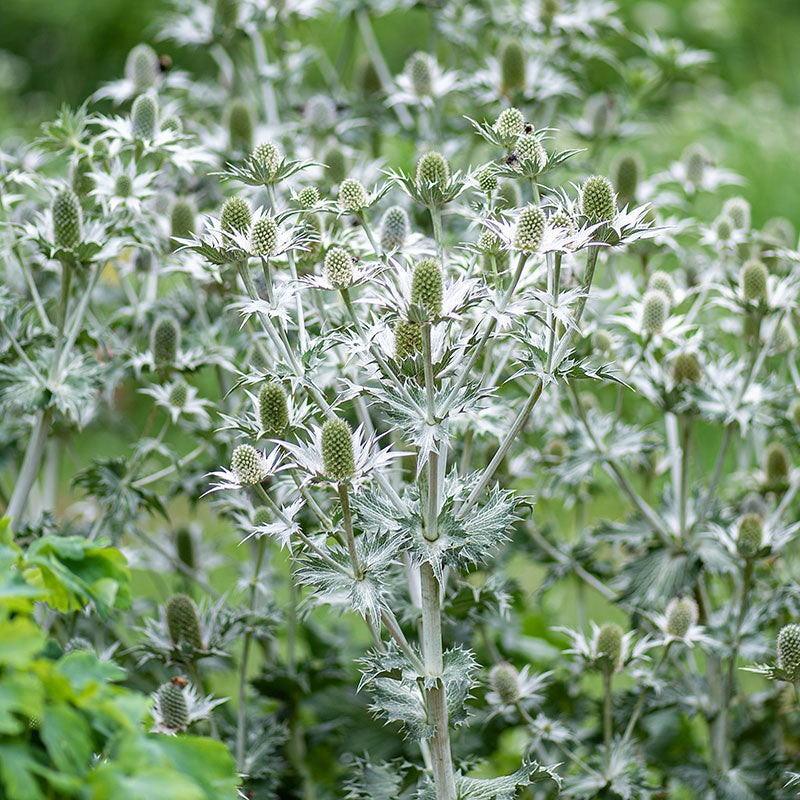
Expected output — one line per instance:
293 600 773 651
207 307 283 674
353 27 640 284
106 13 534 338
0 672 43 734
57 650 127 691
86 767 208 800
154 736 240 799
0 615 45 666
0 743 81 800
40 704 93 775
455 761 562 799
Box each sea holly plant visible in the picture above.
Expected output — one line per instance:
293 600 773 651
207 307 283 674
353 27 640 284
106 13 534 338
2 0 800 798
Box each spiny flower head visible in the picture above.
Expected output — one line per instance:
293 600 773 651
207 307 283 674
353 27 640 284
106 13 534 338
515 134 546 172
477 168 497 194
541 0 561 25
415 151 450 193
250 216 279 256
158 680 189 730
513 204 546 252
614 153 641 206
324 146 346 185
227 98 254 152
151 316 180 367
496 180 521 209
737 513 763 557
170 198 195 241
221 196 251 234
489 662 520 705
324 246 354 288
380 206 409 251
126 43 159 91
666 597 698 638
722 196 751 231
407 51 434 97
494 107 524 142
70 158 94 197
357 57 382 97
778 624 800 679
641 289 669 335
252 141 280 175
545 439 566 463
394 319 422 359
648 271 675 306
714 214 734 242
478 230 503 254
166 594 204 650
683 143 709 185
593 329 612 353
499 39 526 92
52 189 82 250
596 622 623 670
411 257 443 318
672 352 701 385
168 380 188 408
175 527 194 569
253 506 271 527
580 175 617 223
321 417 355 481
131 93 158 140
258 381 289 435
338 178 368 213
765 441 790 485
297 186 319 209
304 94 336 132
114 173 133 197
741 259 767 302
549 208 574 233
231 444 267 486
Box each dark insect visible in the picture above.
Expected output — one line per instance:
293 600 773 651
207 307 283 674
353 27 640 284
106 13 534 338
524 123 534 133
502 152 518 165
159 54 173 72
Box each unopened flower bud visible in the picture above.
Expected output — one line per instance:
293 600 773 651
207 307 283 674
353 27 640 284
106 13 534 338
151 316 180 367
477 168 497 194
545 439 566 463
131 94 158 140
596 622 623 670
778 624 800 680
494 107 524 142
614 153 642 207
251 216 279 257
514 204 545 252
168 380 188 408
324 146 346 185
515 134 546 172
411 257 443 318
737 513 763 556
380 206 409 251
52 189 82 250
175 527 195 570
496 179 521 209
714 215 733 242
683 144 709 185
297 186 319 209
407 51 434 97
166 594 204 649
489 662 520 704
765 441 790 486
252 141 280 176
158 680 189 730
221 196 251 233
253 506 271 527
593 329 612 353
722 197 751 231
231 444 267 486
338 178 368 213
126 43 159 91
648 271 675 307
227 98 254 152
324 246 354 288
741 260 767 302
416 151 450 193
581 175 616 223
170 198 195 242
641 289 669 335
321 417 355 481
258 381 289 435
394 319 422 359
304 94 336 133
671 352 701 385
666 597 698 638
499 39 526 92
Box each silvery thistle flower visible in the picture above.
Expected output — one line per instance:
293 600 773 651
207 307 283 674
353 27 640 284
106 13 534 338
89 158 157 214
140 381 212 424
485 663 552 719
150 679 226 735
556 622 655 673
390 51 461 109
203 445 285 495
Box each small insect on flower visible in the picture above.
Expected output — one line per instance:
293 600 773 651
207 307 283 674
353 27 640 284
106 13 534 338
321 417 356 482
411 257 443 319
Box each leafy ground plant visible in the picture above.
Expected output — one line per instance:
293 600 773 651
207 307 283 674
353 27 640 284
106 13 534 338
2 0 800 798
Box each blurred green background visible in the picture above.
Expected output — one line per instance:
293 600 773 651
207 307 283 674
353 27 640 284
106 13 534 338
1 0 799 223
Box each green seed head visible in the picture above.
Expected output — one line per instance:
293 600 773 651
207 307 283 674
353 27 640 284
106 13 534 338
170 198 195 242
158 681 189 730
494 107 525 142
514 204 546 252
175 527 195 569
151 316 180 367
666 597 698 638
778 624 800 679
614 153 642 206
641 289 669 334
356 57 382 97
338 178 368 213
250 216 279 256
683 143 709 185
478 230 503 255
765 441 791 485
231 444 267 486
790 400 800 428
324 146 346 185
671 352 701 385
737 513 763 556
648 270 675 306
549 208 574 233
741 259 767 302
221 196 251 234
162 116 181 133
596 622 623 670
321 417 355 481
499 39 526 92
411 257 443 318
380 205 409 252
258 381 289 435
114 173 133 197
253 506 271 527
415 151 450 192
168 380 188 408
581 175 617 223
297 186 319 209
125 43 159 92
166 594 204 650
773 321 795 353
394 319 422 359
304 94 336 132
722 197 751 231
496 179 521 210
593 329 612 353
545 438 566 463
477 168 497 194
324 246 354 288
52 189 82 250
714 215 734 242
407 51 434 97
131 93 158 140
489 662 520 704
70 158 94 198
252 141 280 175
227 98 254 152
515 134 546 172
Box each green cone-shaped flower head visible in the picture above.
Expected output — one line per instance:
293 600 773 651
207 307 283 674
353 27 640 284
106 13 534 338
666 596 698 638
52 189 82 250
648 270 675 306
175 528 194 569
765 441 790 485
407 51 434 97
151 316 180 367
683 143 709 185
596 622 623 670
514 204 546 252
737 513 763 556
168 380 188 408
253 506 271 527
338 178 368 212
415 151 450 192
251 216 279 256
252 141 280 175
641 289 669 334
70 158 94 198
324 146 346 185
614 153 641 206
714 215 733 242
158 680 189 730
494 107 524 142
778 624 800 679
593 329 612 353
321 417 355 481
357 57 382 97
131 93 158 140
170 198 195 242
411 257 443 318
114 173 133 197
545 438 566 463
231 444 266 486
671 352 701 385
324 246 354 289
499 39 525 92
581 175 616 223
515 134 546 172
477 168 497 194
227 98 254 152
166 594 204 649
722 196 751 231
304 94 336 133
489 662 520 705
478 230 502 255
550 208 574 233
741 259 767 302
221 196 251 233
259 381 289 435
394 319 422 359
380 205 409 252
541 0 561 25
496 179 521 209
126 43 159 91
297 186 319 209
